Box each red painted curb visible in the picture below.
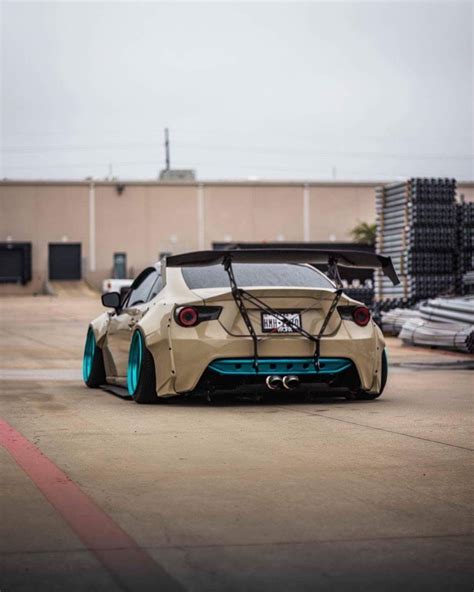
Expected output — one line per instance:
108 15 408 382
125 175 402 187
0 418 183 591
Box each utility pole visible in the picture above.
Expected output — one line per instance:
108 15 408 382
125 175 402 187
165 128 170 171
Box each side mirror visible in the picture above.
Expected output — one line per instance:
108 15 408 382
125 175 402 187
101 291 121 310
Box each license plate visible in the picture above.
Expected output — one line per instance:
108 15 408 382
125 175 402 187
261 312 301 333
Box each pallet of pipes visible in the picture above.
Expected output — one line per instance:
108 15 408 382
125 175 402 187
399 296 474 353
375 178 457 306
380 307 421 336
456 201 474 295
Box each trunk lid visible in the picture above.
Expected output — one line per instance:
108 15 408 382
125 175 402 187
191 287 342 336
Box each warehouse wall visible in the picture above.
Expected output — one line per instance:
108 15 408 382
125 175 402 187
0 183 89 293
204 184 305 243
308 184 376 240
1 180 473 294
458 185 474 202
90 184 199 287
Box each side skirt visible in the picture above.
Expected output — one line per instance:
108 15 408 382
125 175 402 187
99 384 131 399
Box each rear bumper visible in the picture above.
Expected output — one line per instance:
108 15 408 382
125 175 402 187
152 320 385 396
196 357 361 394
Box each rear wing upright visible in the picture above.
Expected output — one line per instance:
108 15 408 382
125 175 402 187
165 248 400 286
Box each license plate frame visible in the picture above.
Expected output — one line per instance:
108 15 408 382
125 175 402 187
261 311 302 333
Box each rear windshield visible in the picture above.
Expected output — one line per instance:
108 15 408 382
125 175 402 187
182 263 334 290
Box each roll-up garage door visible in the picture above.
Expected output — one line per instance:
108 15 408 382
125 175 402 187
48 243 82 280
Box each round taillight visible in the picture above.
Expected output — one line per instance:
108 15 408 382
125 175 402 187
176 306 199 327
353 306 371 327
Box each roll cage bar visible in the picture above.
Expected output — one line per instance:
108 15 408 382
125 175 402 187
222 254 343 373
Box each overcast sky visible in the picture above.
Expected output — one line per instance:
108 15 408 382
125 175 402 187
1 1 472 181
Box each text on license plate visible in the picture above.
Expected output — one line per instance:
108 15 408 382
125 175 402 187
261 312 301 333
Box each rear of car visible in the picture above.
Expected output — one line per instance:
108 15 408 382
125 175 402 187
168 263 385 397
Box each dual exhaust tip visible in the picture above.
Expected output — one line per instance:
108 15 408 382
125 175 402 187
266 375 300 391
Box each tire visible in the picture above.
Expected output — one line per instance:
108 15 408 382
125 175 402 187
127 330 157 404
354 349 388 401
83 327 106 388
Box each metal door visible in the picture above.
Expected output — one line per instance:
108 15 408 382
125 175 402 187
113 253 127 279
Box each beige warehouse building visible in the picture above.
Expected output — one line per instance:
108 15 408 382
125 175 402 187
1 179 473 294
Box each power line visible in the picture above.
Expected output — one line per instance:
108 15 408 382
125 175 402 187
5 124 473 143
2 140 473 161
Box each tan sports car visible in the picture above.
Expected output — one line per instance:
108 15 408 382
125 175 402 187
82 249 399 403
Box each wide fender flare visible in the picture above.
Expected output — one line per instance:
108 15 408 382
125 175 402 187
89 312 111 348
368 324 386 393
139 302 177 397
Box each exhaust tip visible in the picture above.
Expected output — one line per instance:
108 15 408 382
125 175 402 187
283 375 300 390
266 375 284 390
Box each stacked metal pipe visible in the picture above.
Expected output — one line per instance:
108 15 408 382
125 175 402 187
456 202 474 295
418 296 474 325
342 280 374 306
382 296 474 353
462 271 474 291
380 307 422 336
399 318 474 353
344 287 374 306
375 178 457 305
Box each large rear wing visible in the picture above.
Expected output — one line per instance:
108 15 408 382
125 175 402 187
165 248 400 286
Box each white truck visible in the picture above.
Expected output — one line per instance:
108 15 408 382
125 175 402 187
101 278 133 296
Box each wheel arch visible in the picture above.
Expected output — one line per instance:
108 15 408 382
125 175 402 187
137 303 178 397
89 312 110 347
366 324 386 394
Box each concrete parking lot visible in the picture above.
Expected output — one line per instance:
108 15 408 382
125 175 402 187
0 289 473 591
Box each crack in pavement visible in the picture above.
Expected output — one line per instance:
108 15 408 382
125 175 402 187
277 406 474 452
1 532 472 556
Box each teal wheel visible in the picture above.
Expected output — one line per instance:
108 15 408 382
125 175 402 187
127 330 157 403
127 330 143 395
82 327 105 388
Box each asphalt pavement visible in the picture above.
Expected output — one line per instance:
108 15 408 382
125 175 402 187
0 292 472 591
